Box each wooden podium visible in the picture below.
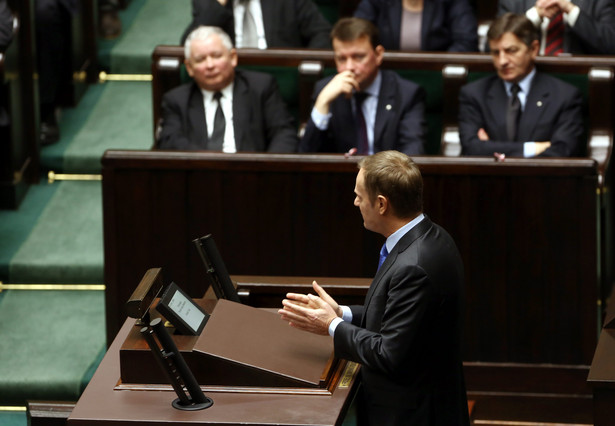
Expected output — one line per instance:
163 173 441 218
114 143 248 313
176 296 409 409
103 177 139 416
68 299 359 425
120 299 339 389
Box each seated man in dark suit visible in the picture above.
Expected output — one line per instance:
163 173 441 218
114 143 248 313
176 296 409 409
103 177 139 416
279 150 470 426
300 17 426 156
458 13 584 157
498 0 615 54
180 0 331 48
158 26 299 152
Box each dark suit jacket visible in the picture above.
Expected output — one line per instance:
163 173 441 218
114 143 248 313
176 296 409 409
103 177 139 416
300 70 426 155
181 0 331 48
498 0 615 54
335 217 469 425
354 0 478 52
158 70 298 152
458 72 584 157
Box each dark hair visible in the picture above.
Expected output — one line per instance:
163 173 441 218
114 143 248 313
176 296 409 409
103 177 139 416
358 151 423 219
487 12 539 48
330 17 380 48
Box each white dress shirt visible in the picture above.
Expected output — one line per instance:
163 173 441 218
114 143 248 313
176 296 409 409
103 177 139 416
233 0 267 49
200 83 236 153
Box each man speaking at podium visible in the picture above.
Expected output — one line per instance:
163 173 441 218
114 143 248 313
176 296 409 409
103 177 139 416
279 151 469 425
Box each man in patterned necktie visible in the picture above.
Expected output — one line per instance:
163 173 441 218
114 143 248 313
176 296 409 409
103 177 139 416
458 13 584 158
497 0 615 54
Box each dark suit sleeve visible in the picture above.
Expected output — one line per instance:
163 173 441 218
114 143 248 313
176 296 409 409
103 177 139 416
497 0 527 15
0 0 12 52
538 86 584 157
299 79 338 153
293 0 331 49
334 264 434 376
446 0 478 52
458 84 525 156
181 0 234 44
569 0 615 54
354 0 379 20
261 77 299 153
158 90 198 150
395 84 426 155
300 116 331 152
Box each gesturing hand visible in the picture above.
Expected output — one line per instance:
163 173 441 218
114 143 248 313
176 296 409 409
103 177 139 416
278 281 341 335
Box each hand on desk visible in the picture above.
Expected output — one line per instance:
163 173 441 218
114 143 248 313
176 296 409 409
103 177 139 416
278 281 340 336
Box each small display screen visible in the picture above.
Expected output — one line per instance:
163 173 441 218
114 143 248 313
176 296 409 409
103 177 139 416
168 290 206 333
156 282 209 335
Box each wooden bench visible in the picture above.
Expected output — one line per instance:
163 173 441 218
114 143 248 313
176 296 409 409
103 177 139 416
151 47 614 162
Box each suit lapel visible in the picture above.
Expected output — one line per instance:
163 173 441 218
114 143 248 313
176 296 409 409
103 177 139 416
486 79 510 141
232 73 250 151
420 1 436 50
189 84 208 149
387 0 403 49
259 0 274 45
518 73 549 142
361 217 433 326
373 72 396 151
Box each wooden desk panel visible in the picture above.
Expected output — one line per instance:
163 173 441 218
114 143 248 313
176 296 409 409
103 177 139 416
102 152 601 419
68 319 358 426
103 151 600 364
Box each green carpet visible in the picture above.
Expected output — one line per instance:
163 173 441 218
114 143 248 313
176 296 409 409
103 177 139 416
98 0 154 72
110 0 191 74
0 290 105 404
0 411 27 426
0 182 60 281
60 81 153 173
40 83 108 173
9 181 103 284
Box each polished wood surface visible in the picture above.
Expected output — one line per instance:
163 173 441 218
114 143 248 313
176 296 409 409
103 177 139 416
68 318 359 426
120 299 337 389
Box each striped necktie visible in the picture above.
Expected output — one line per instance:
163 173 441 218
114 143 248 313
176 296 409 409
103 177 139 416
545 12 564 56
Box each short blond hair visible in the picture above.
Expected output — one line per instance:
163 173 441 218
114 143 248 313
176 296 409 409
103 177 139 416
358 151 423 218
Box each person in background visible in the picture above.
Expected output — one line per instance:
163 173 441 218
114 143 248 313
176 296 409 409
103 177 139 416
458 13 584 158
158 26 298 152
354 0 478 52
498 0 615 54
300 17 426 155
99 0 121 39
180 0 331 48
0 0 12 52
35 0 77 145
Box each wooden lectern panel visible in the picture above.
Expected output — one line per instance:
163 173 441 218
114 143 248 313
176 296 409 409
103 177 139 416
120 299 337 389
195 299 333 388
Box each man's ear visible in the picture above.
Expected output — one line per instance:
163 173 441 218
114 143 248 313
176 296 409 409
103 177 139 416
184 59 194 78
375 44 385 67
377 195 388 215
529 39 540 59
230 48 238 68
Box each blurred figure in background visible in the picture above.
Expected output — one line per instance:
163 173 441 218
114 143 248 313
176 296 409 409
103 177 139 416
354 0 478 52
498 0 615 54
181 0 331 48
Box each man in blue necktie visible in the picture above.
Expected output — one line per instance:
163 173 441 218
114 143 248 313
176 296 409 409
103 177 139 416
279 150 469 426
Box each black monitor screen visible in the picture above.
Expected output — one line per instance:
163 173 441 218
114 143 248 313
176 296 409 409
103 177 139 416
193 234 241 303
